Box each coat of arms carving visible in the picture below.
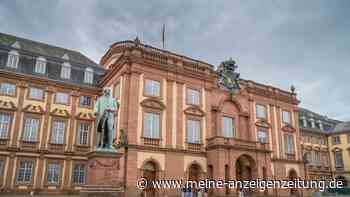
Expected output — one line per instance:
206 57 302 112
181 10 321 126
218 58 241 99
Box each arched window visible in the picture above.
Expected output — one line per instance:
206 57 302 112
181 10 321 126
84 67 93 84
35 56 46 74
6 50 19 69
61 62 71 79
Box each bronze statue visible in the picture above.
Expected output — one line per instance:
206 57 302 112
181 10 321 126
94 88 119 150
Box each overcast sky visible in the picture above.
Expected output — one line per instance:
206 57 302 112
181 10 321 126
0 0 349 120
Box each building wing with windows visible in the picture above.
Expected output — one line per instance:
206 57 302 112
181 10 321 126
0 32 347 196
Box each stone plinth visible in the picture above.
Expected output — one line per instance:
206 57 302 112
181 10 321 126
80 151 124 197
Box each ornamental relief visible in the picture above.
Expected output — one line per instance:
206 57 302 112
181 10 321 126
281 124 296 132
0 100 16 111
184 106 205 117
23 104 45 114
255 119 271 128
140 98 165 110
50 108 71 117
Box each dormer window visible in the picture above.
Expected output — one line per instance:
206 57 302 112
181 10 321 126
6 50 19 69
61 62 71 79
35 56 46 74
84 67 93 84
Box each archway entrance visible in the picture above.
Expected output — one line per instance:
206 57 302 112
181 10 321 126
187 163 203 196
288 169 299 197
142 161 158 197
236 154 255 181
236 154 256 195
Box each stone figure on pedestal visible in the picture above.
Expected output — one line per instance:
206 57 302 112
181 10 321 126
94 88 119 151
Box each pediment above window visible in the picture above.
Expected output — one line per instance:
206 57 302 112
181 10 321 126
255 119 271 128
76 112 95 120
51 108 71 118
184 106 205 117
23 104 45 114
140 98 165 110
281 124 296 132
0 100 16 111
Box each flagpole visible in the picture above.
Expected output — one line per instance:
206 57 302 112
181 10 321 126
162 24 165 49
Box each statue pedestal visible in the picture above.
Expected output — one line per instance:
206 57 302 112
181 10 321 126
80 151 124 197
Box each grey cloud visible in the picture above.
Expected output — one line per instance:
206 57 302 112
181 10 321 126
0 0 349 120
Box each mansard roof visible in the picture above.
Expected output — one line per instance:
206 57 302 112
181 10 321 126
0 32 106 88
0 32 98 66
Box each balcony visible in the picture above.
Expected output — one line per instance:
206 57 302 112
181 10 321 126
142 137 160 146
285 153 296 160
186 143 203 152
207 136 270 151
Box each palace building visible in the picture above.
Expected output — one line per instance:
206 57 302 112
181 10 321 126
0 32 346 196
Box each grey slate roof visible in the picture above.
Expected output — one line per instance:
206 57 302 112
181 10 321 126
332 121 350 133
0 32 97 66
0 32 106 88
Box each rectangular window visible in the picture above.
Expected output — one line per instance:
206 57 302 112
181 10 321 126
284 133 295 154
29 87 44 100
7 53 19 69
51 120 65 144
335 151 343 168
17 160 33 183
47 163 61 184
73 164 86 184
282 110 291 124
348 135 350 144
144 79 160 97
187 119 201 144
186 88 200 105
77 122 90 145
80 96 92 107
55 92 69 104
84 68 94 84
0 159 4 177
22 118 40 142
60 63 71 79
222 117 234 138
35 59 46 74
0 82 16 95
0 113 11 138
143 112 160 139
257 130 268 143
332 136 341 145
256 104 267 119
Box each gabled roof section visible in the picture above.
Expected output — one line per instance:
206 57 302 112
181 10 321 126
0 32 98 67
332 121 350 133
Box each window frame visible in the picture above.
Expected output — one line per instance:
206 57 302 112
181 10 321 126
284 133 295 154
60 62 71 79
16 158 35 185
0 111 13 139
79 95 93 108
6 50 19 69
257 129 269 144
334 151 344 168
21 114 42 143
34 56 47 74
186 116 202 144
332 136 341 145
222 116 235 138
142 109 161 140
72 162 87 185
54 91 70 105
255 104 267 120
45 160 63 186
76 121 91 146
186 87 201 106
143 78 161 98
83 67 94 84
282 110 292 124
0 81 17 97
50 118 67 145
27 86 45 101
